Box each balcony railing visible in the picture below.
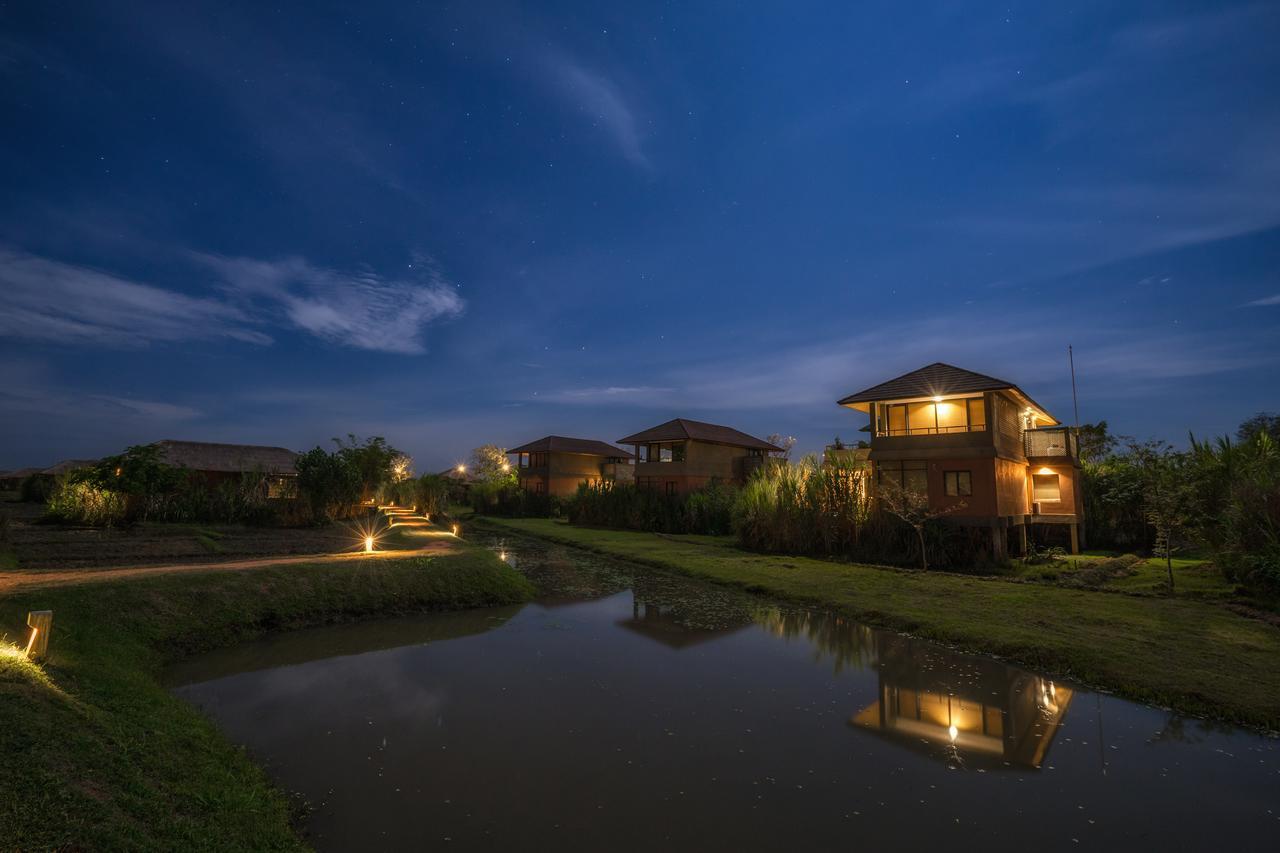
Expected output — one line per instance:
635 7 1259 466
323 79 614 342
1024 427 1077 459
878 424 985 436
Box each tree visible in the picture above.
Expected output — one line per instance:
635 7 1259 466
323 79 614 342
332 435 402 502
766 433 798 460
1129 440 1194 593
469 444 517 486
1077 421 1117 463
390 453 414 483
296 447 361 523
876 479 964 571
79 444 184 521
1237 412 1280 443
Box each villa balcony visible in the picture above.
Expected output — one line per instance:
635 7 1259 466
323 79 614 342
1024 427 1077 460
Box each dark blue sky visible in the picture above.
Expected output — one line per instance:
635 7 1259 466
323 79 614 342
2 1 1277 470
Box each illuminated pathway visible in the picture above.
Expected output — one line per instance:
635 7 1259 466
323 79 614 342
0 507 460 595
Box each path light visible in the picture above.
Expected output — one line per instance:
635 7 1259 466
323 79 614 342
365 535 375 553
25 611 51 660
948 724 958 742
451 524 460 537
456 464 467 474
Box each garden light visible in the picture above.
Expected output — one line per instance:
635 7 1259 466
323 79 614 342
365 535 375 553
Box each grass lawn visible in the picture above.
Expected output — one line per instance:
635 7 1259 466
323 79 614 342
477 517 1280 730
0 544 533 851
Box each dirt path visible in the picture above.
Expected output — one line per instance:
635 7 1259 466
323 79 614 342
0 540 458 595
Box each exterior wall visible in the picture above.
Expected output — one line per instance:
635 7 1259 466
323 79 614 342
519 451 616 497
633 441 756 493
920 458 999 518
994 457 1029 517
1025 461 1082 518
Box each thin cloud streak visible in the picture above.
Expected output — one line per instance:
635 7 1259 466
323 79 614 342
0 248 272 348
542 50 650 168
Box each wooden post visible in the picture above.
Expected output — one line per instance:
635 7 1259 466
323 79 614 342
1069 524 1081 555
1017 523 1028 558
25 610 51 660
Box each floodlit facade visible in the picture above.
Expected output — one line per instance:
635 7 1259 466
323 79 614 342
838 362 1085 557
617 418 783 495
507 436 634 497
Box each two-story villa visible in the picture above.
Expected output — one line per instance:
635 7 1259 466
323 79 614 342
837 363 1084 557
617 418 783 495
507 435 634 497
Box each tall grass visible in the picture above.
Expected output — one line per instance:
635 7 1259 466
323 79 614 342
568 480 736 534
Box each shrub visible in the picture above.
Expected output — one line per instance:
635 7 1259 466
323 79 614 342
295 447 361 523
46 479 128 526
565 481 734 534
19 474 53 504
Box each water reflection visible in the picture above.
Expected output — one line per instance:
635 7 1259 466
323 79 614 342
169 529 1275 851
849 634 1073 769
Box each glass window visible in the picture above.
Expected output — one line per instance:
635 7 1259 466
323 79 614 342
968 397 987 429
907 401 935 434
879 460 928 495
665 481 677 496
637 445 649 462
885 403 907 435
1032 473 1061 502
671 442 686 462
944 470 972 497
936 400 967 432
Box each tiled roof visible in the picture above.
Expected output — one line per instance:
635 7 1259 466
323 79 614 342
617 418 783 451
838 363 1020 404
507 435 634 458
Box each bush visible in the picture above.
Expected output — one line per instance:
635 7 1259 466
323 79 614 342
19 474 53 504
46 479 128 526
567 481 737 535
295 447 362 523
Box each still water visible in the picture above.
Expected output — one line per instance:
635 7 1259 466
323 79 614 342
169 533 1279 851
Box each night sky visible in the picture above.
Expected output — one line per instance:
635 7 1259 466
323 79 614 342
2 1 1278 470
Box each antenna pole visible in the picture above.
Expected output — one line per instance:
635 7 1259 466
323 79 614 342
1068 345 1080 431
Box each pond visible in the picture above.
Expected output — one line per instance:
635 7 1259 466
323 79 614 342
168 531 1279 851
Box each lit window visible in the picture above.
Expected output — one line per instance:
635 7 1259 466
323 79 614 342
1032 473 1061 502
944 471 971 497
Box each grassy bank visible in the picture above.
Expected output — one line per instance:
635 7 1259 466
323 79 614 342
477 517 1280 730
0 547 533 851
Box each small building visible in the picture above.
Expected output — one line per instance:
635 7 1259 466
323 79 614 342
155 439 299 498
837 362 1085 557
617 418 784 495
0 467 46 490
507 436 634 497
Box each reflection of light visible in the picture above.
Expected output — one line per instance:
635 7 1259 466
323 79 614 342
948 724 958 742
24 626 38 658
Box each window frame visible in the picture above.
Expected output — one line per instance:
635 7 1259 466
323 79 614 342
943 470 972 497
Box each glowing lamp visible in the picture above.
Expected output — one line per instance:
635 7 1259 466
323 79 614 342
932 395 943 403
451 524 460 536
948 724 958 742
364 535 375 553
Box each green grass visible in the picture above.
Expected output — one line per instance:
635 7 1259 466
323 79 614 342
0 546 534 851
477 517 1280 730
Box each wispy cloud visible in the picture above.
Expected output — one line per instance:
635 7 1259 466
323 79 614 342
542 51 650 168
0 248 271 348
1246 293 1280 306
544 312 1278 414
0 247 466 354
197 253 465 354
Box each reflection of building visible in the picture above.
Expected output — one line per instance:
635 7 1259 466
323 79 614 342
616 598 751 650
850 634 1073 769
